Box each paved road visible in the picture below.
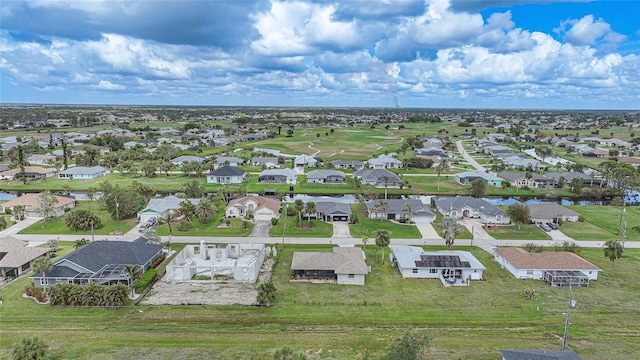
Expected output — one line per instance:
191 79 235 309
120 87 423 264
456 140 486 171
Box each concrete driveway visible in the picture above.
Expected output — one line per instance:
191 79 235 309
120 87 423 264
332 222 351 238
0 217 42 237
548 229 575 242
250 221 272 237
416 223 443 239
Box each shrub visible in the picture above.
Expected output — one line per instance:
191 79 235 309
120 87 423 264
12 336 48 360
176 222 192 232
134 269 157 293
24 283 46 303
271 218 278 226
150 253 166 269
65 210 103 231
522 288 540 301
578 215 585 222
257 282 276 306
48 283 128 307
557 218 564 227
523 242 544 253
561 241 582 254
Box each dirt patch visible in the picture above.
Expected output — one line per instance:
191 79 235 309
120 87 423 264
141 258 276 306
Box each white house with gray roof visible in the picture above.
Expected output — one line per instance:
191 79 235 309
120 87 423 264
252 157 279 168
306 169 346 184
432 196 510 224
366 199 435 223
137 195 201 223
257 168 296 184
215 156 244 167
390 246 485 286
353 169 402 188
311 201 352 222
291 247 369 285
367 154 402 169
294 154 318 168
331 159 364 170
58 166 107 180
170 155 206 165
206 165 246 184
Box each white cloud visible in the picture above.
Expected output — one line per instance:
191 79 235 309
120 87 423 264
96 80 124 90
556 14 626 52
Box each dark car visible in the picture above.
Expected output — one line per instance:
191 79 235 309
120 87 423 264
546 222 558 230
539 223 552 232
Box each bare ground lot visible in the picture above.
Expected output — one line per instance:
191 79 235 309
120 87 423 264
142 258 275 306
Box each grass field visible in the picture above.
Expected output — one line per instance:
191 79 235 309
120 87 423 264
18 201 137 235
488 224 552 241
0 244 638 359
348 203 422 239
269 216 334 238
154 217 253 237
565 205 640 241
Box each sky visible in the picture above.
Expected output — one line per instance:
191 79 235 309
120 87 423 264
1 0 639 109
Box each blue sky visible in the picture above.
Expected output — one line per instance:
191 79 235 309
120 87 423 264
1 0 638 109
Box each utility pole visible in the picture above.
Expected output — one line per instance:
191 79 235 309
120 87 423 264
562 286 575 350
282 202 287 248
470 225 474 252
619 220 627 250
616 203 625 235
115 195 120 232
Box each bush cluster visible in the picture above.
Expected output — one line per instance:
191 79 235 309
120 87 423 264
24 283 46 303
522 288 540 301
134 269 157 293
65 209 103 231
150 254 166 269
176 222 192 231
48 283 128 307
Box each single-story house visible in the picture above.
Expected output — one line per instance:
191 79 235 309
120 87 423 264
455 171 503 186
170 155 206 166
527 204 579 224
27 154 57 165
137 195 201 223
501 156 547 171
251 157 279 168
500 349 583 360
353 169 402 188
306 169 346 184
312 201 352 222
389 246 485 286
1 193 76 219
0 236 52 279
544 172 602 187
257 168 296 184
30 237 163 289
0 166 57 180
291 247 369 285
226 196 281 221
367 154 402 169
497 171 553 188
215 156 245 167
495 247 601 287
366 199 435 223
58 166 107 180
432 196 510 225
617 156 640 168
582 149 609 158
206 165 246 184
331 160 364 170
294 155 317 168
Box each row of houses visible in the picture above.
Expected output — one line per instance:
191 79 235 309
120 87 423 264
454 170 603 188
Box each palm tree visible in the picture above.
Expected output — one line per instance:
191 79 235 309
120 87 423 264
435 159 449 191
381 174 391 199
439 217 461 251
31 257 53 293
375 230 391 264
603 240 623 275
73 238 90 249
304 202 316 226
163 213 174 247
361 237 369 251
402 203 416 223
11 336 48 360
13 205 26 221
86 187 96 211
125 264 143 295
195 198 215 224
294 199 304 226
0 216 7 231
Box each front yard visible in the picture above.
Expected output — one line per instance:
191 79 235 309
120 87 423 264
348 203 422 239
565 205 640 241
269 215 334 238
487 224 552 241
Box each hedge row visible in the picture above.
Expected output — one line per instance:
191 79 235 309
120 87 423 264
134 269 157 293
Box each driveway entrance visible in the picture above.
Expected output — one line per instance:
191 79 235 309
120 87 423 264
332 222 351 238
250 221 271 237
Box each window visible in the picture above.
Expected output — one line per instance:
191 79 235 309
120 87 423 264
527 270 533 275
429 269 437 274
412 269 418 274
348 274 354 278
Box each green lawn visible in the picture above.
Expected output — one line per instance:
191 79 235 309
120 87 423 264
431 211 472 239
269 215 334 238
348 203 421 239
19 201 137 235
1 244 638 359
155 217 253 237
488 224 552 240
564 205 640 241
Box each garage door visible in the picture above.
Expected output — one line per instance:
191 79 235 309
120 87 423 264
255 213 273 221
413 215 432 224
139 213 159 223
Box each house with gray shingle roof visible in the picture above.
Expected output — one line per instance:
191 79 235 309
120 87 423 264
257 168 296 184
170 155 206 165
206 165 246 184
291 247 369 285
366 199 435 223
311 201 352 222
137 195 201 223
330 159 364 170
432 196 510 224
252 157 279 168
30 237 163 289
58 166 107 180
353 169 401 188
390 246 485 285
306 169 346 184
215 156 244 167
0 236 52 279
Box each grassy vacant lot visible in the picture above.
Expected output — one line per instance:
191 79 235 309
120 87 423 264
0 244 638 359
349 203 422 239
269 216 334 238
155 217 253 237
565 205 640 241
19 201 136 235
488 224 552 241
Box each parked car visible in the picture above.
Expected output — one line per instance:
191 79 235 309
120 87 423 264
546 222 558 230
539 223 552 232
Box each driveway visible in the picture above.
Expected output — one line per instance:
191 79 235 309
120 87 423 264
332 222 351 238
416 223 443 239
547 229 575 242
0 217 42 237
250 221 272 237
